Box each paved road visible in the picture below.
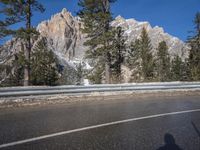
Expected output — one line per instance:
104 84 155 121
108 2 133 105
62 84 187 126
0 94 200 150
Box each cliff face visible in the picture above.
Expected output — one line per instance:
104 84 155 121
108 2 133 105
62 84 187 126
37 8 86 62
1 9 189 65
0 8 190 84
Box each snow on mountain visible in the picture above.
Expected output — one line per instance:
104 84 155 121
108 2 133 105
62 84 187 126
0 9 190 84
111 15 189 59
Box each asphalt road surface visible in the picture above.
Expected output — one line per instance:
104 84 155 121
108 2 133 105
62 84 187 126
0 94 200 150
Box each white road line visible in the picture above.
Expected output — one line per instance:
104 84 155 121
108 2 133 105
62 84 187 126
0 109 200 149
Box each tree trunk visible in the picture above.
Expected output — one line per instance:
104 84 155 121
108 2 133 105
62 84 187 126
102 0 111 84
24 0 31 86
105 52 111 84
105 62 111 84
102 0 110 12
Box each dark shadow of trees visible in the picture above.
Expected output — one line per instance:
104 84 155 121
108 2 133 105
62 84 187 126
156 133 183 150
191 121 200 138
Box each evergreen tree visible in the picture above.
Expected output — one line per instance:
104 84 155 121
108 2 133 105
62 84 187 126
171 55 183 81
0 0 45 86
87 64 104 84
182 58 191 81
76 63 84 85
156 41 171 81
78 0 116 84
0 64 12 87
111 26 126 83
0 51 25 87
0 0 22 40
140 28 155 81
188 12 200 81
11 50 26 86
181 59 191 81
127 39 142 82
57 65 78 85
30 38 59 86
127 28 155 82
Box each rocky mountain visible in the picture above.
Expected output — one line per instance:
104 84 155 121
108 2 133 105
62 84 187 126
0 8 189 64
111 15 189 59
0 8 190 84
37 8 86 62
0 8 86 85
40 10 189 62
0 8 86 66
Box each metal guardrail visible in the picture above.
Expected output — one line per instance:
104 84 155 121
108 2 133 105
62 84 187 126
0 82 200 97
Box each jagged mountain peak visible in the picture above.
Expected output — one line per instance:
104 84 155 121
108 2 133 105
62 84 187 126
37 8 85 62
115 15 126 21
61 8 68 14
0 8 190 84
153 26 164 33
1 9 189 64
112 16 188 58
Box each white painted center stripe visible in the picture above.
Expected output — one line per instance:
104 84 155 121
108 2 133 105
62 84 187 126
0 109 200 149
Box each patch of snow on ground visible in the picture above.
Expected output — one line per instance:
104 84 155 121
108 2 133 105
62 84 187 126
83 79 90 85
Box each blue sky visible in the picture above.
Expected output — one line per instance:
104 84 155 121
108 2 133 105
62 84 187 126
1 0 200 42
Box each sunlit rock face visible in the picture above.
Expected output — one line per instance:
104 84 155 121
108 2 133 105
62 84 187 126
1 9 189 65
37 8 86 62
0 8 86 84
112 15 189 59
37 10 189 63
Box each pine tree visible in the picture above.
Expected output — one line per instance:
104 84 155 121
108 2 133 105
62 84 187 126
78 0 116 84
11 50 26 85
57 65 78 85
111 26 126 83
171 55 183 81
0 0 22 40
76 63 84 85
0 50 25 87
0 0 45 86
127 39 142 82
0 64 12 87
182 58 191 81
188 12 200 81
87 64 104 84
30 38 59 86
140 28 155 81
127 28 155 82
181 59 191 81
156 41 171 81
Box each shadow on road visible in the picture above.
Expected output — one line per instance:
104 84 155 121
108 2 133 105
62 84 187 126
191 121 200 138
156 133 183 150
